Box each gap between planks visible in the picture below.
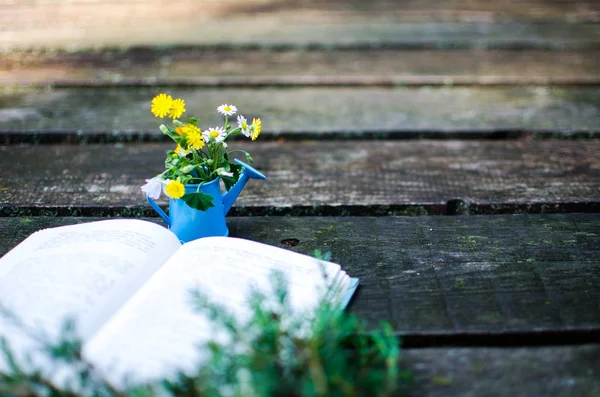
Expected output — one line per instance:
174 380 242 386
5 76 600 88
2 202 600 218
2 129 600 144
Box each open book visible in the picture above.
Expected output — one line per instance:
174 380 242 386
0 219 358 384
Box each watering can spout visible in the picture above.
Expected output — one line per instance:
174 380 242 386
222 159 266 214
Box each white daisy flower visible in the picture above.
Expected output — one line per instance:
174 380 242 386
203 126 227 143
217 104 237 116
237 115 251 137
141 176 163 200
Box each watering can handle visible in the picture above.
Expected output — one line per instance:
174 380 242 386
146 195 170 225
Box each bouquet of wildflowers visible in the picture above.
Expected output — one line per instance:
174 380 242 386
141 93 262 211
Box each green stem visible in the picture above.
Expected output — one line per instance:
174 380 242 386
214 143 223 174
226 149 251 157
225 127 241 140
194 165 209 180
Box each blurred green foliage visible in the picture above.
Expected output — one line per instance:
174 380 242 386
1 271 409 397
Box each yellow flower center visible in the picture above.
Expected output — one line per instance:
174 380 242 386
223 106 231 112
210 131 219 138
241 122 248 129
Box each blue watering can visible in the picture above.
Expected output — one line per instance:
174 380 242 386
146 159 266 243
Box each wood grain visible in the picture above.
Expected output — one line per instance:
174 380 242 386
1 216 598 395
1 214 599 340
1 87 600 135
402 345 600 397
2 2 600 51
4 50 600 87
4 0 600 21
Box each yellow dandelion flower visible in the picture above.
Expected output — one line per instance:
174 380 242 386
250 118 262 141
184 124 205 150
151 93 173 118
168 98 186 119
175 126 184 135
182 124 199 134
165 180 185 199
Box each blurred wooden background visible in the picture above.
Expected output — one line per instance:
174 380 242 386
1 1 599 396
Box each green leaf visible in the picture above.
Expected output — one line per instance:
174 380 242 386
188 117 199 126
165 156 180 170
221 163 242 191
219 175 236 190
220 159 231 172
160 124 180 142
181 192 215 211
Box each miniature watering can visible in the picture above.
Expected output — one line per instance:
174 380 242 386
146 159 266 243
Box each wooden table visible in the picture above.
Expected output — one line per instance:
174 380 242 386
1 1 600 395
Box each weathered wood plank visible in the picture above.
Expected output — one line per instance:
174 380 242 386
1 214 599 339
1 87 600 135
402 345 600 397
3 1 600 51
2 219 600 393
234 215 600 337
1 141 598 215
5 0 600 22
4 50 600 87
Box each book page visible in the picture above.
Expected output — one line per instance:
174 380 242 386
0 219 181 342
84 237 351 384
